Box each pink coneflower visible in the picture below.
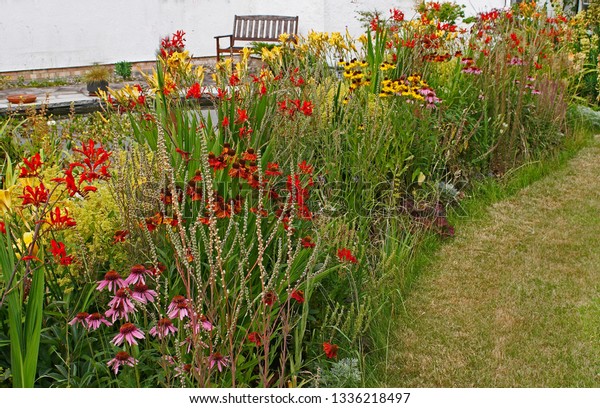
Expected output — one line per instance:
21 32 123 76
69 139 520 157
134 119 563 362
199 314 213 331
208 352 230 372
167 295 190 320
461 66 482 75
97 270 126 293
107 288 135 314
508 57 524 66
124 264 148 286
69 312 90 329
107 351 138 375
105 303 133 322
86 312 112 330
131 283 157 304
531 89 541 95
149 317 178 339
111 322 145 346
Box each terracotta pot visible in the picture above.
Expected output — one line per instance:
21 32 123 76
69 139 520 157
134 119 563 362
7 94 37 104
87 80 109 96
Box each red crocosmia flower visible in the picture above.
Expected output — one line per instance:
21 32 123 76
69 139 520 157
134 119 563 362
51 240 67 259
535 62 542 70
48 206 77 229
300 101 313 116
19 183 49 207
370 16 379 32
235 108 248 124
113 230 129 243
19 153 43 178
221 116 230 127
247 331 262 346
217 88 228 100
175 148 191 163
298 160 313 175
323 342 339 359
265 162 282 177
229 73 241 86
239 126 253 138
263 291 277 306
0 221 5 234
337 247 358 264
301 236 316 249
291 289 305 303
390 8 404 22
186 82 203 99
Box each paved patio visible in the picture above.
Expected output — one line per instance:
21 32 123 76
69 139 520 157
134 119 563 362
0 81 216 116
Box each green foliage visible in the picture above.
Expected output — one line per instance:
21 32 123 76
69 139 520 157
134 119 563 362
114 61 133 80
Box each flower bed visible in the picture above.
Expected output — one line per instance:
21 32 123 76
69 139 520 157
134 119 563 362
0 1 598 388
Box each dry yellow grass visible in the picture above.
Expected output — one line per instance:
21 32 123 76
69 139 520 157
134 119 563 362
385 138 600 387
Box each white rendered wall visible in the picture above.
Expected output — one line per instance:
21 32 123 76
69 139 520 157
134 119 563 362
0 0 507 72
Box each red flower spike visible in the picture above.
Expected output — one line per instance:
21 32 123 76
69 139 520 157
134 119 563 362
19 183 49 207
247 332 262 346
301 236 316 249
323 342 339 359
186 83 203 99
48 206 77 229
0 221 5 234
19 153 43 178
291 289 305 303
337 248 358 264
113 230 129 243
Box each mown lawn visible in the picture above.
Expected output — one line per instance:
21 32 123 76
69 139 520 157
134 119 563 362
384 137 600 387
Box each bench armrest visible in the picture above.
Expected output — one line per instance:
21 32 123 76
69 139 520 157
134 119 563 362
214 34 233 39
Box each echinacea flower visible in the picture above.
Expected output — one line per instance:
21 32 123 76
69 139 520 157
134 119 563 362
208 352 230 372
69 312 90 329
167 295 190 320
107 351 138 375
323 342 339 359
149 317 178 339
86 312 112 330
107 288 135 314
97 270 126 293
125 264 148 286
131 283 157 304
111 323 145 346
105 303 133 322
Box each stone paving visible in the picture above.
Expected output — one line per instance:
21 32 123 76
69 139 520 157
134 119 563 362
0 80 217 116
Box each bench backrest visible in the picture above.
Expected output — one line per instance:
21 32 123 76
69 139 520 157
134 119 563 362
233 15 298 42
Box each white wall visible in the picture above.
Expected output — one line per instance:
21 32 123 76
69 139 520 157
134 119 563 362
0 0 506 72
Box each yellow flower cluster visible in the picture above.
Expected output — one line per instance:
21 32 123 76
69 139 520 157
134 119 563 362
339 59 370 91
379 74 428 101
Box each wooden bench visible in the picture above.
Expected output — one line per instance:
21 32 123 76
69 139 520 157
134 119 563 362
214 15 299 62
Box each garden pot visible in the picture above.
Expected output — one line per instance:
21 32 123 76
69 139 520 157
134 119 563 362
87 80 109 96
7 94 37 104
